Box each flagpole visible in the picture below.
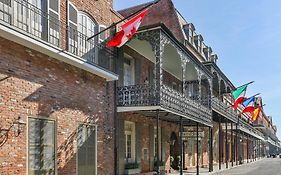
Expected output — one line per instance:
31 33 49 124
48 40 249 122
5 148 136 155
244 93 261 100
235 81 254 89
87 0 161 41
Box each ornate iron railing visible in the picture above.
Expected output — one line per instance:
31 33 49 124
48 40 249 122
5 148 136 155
117 84 212 124
211 96 238 123
117 84 157 106
0 0 115 72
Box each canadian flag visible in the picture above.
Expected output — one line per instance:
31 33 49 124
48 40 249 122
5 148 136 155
107 9 148 47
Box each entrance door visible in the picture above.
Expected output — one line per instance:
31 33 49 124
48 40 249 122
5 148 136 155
170 132 179 170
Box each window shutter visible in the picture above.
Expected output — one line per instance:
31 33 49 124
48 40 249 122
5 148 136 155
28 118 55 175
77 124 97 175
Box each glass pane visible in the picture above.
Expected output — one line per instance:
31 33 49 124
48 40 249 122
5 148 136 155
49 0 59 12
69 4 77 24
29 147 41 171
28 120 41 144
42 147 55 172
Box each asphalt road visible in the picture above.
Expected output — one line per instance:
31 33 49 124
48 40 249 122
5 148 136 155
214 158 281 175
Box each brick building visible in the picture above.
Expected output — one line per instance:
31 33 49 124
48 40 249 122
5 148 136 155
0 0 119 175
0 0 280 175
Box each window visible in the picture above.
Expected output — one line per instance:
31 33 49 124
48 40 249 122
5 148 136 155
125 121 135 163
123 55 135 86
48 0 60 46
67 2 108 65
188 28 193 44
77 124 97 175
0 0 12 23
197 40 202 53
68 2 78 54
78 13 96 58
28 117 56 175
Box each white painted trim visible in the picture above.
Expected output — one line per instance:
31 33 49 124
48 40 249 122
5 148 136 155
117 106 161 112
0 22 118 81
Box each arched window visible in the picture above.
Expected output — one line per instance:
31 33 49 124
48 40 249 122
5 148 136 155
77 13 96 58
78 13 96 37
67 2 106 64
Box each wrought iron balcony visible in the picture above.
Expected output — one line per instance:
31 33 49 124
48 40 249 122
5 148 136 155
117 84 212 125
0 0 115 73
211 96 238 123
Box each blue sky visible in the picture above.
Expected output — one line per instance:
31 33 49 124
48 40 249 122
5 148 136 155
114 0 281 139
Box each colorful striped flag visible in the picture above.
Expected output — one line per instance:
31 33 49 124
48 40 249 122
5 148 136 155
232 85 248 110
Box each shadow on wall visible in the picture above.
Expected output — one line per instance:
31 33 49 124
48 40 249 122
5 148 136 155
0 41 114 174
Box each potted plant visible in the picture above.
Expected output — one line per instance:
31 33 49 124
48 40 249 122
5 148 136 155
124 162 140 175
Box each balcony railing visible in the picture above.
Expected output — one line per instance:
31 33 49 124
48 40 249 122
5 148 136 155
0 0 115 72
211 96 238 122
117 84 212 124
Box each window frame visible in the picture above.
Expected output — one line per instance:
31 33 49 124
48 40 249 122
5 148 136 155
26 116 57 175
124 121 136 163
76 122 98 175
123 54 135 86
48 0 61 46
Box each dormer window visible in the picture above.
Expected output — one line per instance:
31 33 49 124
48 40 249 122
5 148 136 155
203 47 212 61
194 35 203 54
183 23 195 45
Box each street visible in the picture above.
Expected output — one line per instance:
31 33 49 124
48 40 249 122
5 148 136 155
214 158 281 175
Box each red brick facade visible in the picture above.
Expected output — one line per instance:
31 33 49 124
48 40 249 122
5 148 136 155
0 38 114 174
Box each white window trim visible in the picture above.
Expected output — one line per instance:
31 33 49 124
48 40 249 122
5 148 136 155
67 1 78 27
48 0 61 44
97 24 106 43
123 54 135 86
124 121 136 163
76 122 98 175
26 116 57 175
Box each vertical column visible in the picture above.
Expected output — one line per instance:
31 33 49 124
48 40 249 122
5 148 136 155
231 123 234 167
156 110 160 175
219 117 221 170
209 127 213 172
236 123 238 165
197 122 199 175
153 32 164 104
225 122 228 168
180 117 183 175
246 134 249 163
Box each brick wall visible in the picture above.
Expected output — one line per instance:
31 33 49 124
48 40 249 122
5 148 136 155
0 37 115 175
117 112 180 174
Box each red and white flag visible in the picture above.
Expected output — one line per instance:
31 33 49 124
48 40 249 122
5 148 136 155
107 9 148 47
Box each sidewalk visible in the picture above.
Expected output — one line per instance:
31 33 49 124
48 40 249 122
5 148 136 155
168 158 263 175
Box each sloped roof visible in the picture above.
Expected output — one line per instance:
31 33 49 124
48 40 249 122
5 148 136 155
118 0 185 42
